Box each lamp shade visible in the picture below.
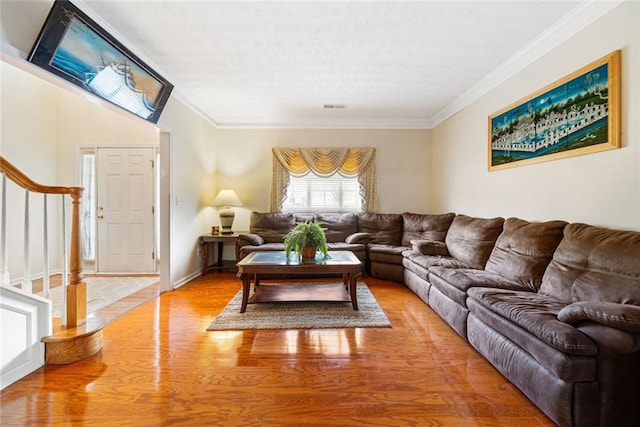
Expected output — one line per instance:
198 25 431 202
213 189 243 234
213 189 243 207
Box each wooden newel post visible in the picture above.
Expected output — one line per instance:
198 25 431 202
66 188 86 328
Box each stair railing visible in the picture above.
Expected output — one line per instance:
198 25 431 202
0 156 86 327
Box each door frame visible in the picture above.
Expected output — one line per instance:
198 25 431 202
159 130 172 293
78 144 159 275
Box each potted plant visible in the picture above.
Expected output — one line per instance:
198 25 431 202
284 221 329 261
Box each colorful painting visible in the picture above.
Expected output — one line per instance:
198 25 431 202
488 50 620 171
28 0 173 124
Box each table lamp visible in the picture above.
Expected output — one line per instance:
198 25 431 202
213 189 243 234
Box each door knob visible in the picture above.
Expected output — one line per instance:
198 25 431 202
97 215 104 219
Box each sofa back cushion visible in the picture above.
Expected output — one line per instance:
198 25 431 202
358 213 403 245
485 218 567 291
401 212 456 246
540 223 640 304
445 215 504 269
249 212 296 243
316 213 359 243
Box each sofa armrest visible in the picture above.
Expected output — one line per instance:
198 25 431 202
558 301 640 334
237 233 265 246
410 239 449 256
345 232 370 244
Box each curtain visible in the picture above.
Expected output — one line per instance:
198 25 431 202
270 147 379 213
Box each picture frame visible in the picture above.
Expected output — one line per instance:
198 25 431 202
28 0 173 124
488 50 620 171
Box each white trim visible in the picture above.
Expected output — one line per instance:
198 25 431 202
2 1 622 131
158 130 172 294
172 270 200 291
0 285 50 390
431 0 625 127
214 117 433 130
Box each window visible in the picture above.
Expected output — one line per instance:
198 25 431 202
80 150 96 262
281 174 362 214
270 147 379 213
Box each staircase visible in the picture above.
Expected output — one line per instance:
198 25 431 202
0 156 104 389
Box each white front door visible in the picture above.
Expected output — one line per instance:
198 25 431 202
96 147 155 273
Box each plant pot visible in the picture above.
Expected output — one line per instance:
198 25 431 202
301 245 317 261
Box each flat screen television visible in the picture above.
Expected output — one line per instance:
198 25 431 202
28 0 173 124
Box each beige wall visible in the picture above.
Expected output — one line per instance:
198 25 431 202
215 128 432 232
432 1 640 231
0 0 222 286
1 60 60 279
156 98 219 285
3 0 638 289
0 56 221 286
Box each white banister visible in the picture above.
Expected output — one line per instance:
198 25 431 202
0 174 8 286
61 194 68 325
1 156 85 327
42 194 50 298
22 189 32 293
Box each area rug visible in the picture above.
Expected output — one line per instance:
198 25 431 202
40 276 159 317
207 283 392 331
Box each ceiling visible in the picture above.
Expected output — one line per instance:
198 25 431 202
79 1 616 129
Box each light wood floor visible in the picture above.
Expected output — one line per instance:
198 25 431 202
0 273 554 426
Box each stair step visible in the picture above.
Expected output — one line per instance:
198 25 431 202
41 317 106 364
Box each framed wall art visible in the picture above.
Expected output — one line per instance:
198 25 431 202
488 50 620 171
28 0 173 124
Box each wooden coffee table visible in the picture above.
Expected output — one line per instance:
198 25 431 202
236 251 362 313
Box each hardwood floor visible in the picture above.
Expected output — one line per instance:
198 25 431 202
0 273 554 426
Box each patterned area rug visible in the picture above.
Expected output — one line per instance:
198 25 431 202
41 276 159 317
207 283 392 331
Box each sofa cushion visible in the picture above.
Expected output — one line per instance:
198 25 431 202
403 250 472 270
401 212 456 246
238 233 265 246
368 244 408 264
326 242 366 252
540 223 640 303
249 212 296 243
571 273 640 305
411 240 449 256
428 267 529 307
484 218 567 291
468 287 597 356
345 232 369 244
238 242 285 257
368 244 408 256
316 213 359 243
444 215 505 269
358 213 403 245
558 302 640 333
294 214 315 223
467 300 597 382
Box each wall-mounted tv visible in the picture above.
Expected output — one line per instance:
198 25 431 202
28 0 173 124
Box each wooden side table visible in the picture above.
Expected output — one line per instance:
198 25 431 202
199 233 244 274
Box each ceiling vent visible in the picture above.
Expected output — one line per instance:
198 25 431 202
323 104 347 109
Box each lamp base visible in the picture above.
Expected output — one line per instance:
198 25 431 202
219 207 235 234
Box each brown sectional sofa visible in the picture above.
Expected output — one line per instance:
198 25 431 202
363 212 456 282
236 212 369 266
236 211 640 426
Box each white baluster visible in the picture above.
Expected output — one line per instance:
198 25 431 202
61 194 68 325
0 174 8 285
22 189 32 293
42 194 50 298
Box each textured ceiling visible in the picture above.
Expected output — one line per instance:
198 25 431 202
79 1 609 128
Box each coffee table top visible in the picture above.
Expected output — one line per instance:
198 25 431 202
237 250 361 267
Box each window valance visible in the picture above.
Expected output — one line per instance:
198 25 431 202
270 147 379 213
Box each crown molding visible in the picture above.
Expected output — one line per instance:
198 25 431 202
431 0 625 128
5 0 626 131
214 117 433 130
